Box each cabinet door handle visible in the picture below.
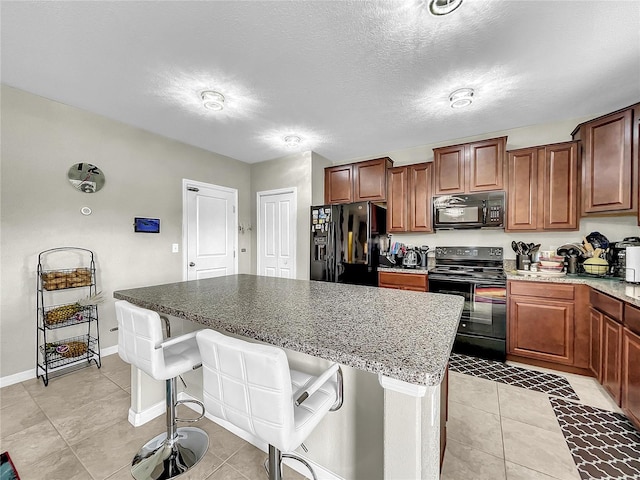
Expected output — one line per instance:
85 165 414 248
189 262 196 267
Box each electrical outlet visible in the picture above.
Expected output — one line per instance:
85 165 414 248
172 243 179 253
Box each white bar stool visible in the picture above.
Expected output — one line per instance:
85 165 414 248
195 329 343 480
115 300 209 480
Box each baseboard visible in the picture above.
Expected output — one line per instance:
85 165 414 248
0 368 36 388
0 345 119 389
101 345 119 356
128 398 168 427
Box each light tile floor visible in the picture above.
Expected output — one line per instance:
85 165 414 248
0 355 622 479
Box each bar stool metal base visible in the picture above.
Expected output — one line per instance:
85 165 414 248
131 427 208 480
264 445 317 480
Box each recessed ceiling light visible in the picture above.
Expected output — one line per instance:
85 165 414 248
449 88 474 108
429 0 463 16
284 135 302 148
200 91 225 111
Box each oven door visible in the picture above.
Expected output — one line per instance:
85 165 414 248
428 276 506 339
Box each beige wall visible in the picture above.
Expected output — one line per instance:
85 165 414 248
0 86 252 378
311 151 333 205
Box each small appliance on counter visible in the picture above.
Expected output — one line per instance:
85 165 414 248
626 246 640 283
420 245 429 268
609 237 640 278
401 247 422 268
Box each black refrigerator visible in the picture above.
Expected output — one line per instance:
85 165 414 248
310 202 387 286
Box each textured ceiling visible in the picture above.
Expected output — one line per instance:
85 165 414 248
2 1 639 164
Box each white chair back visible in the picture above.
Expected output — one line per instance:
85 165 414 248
115 300 165 380
196 329 294 450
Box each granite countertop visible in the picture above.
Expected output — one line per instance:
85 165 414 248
506 271 640 307
113 274 464 386
379 263 640 307
378 266 430 274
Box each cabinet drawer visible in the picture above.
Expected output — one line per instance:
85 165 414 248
379 272 427 290
590 290 624 323
509 281 574 300
625 304 640 335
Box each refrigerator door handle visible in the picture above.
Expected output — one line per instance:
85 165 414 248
327 221 334 282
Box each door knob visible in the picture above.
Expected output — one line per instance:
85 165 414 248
189 262 195 267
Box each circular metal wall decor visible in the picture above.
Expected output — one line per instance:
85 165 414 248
67 163 105 193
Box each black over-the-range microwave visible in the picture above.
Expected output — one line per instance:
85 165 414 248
432 191 505 230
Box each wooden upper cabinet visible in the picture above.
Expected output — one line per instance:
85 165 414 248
506 141 578 232
543 141 578 230
354 158 391 202
434 137 506 194
409 163 433 232
387 166 409 232
468 137 506 192
574 105 637 215
507 148 538 231
386 162 433 233
324 165 353 204
434 145 465 194
324 157 392 204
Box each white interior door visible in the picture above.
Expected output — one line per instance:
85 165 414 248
257 188 296 278
183 180 237 280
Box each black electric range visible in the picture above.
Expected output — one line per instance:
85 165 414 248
428 246 507 361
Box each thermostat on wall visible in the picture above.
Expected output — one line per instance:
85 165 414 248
134 217 160 233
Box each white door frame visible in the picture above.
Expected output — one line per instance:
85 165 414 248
256 187 297 279
182 179 238 281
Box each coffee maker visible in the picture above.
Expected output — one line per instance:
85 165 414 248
608 237 640 277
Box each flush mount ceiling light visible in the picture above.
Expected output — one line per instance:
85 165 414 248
200 90 225 111
429 0 463 16
449 88 474 108
284 135 302 148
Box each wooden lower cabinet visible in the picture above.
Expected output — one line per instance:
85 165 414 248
507 281 589 370
602 315 623 404
378 271 428 292
589 308 603 381
508 296 575 365
622 327 640 426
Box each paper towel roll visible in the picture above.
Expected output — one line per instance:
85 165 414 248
626 246 640 283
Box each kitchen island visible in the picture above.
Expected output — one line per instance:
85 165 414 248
114 274 464 480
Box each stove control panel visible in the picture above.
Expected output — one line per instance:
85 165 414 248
435 246 503 260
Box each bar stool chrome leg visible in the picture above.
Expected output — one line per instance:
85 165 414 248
263 445 318 480
131 378 208 480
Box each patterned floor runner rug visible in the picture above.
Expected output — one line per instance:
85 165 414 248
551 398 640 480
449 352 579 400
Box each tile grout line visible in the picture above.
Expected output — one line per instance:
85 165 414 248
496 382 508 479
